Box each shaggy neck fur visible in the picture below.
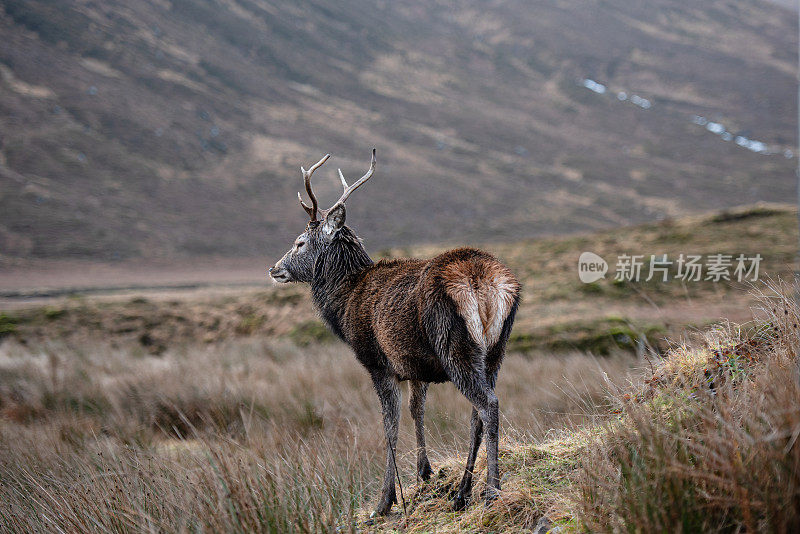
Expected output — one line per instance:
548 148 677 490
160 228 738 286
311 226 373 340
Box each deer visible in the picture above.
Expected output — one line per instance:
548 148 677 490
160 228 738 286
269 149 521 515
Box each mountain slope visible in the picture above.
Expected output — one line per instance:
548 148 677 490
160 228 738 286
0 0 796 261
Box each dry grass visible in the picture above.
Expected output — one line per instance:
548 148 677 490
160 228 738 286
0 334 638 532
2 205 799 531
574 284 800 532
1 206 799 531
2 286 799 532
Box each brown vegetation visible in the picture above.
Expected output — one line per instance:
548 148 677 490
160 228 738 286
3 285 798 532
364 284 800 532
0 335 636 532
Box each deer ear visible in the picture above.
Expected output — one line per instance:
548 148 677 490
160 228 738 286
322 204 346 238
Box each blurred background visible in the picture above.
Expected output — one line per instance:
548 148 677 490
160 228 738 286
0 0 796 277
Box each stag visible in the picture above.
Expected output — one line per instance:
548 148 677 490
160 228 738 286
269 149 521 514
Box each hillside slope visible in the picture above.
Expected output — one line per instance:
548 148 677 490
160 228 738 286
3 203 797 358
0 0 796 261
364 288 800 532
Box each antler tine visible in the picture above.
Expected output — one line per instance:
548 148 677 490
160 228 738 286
298 153 330 221
298 192 315 218
325 149 376 213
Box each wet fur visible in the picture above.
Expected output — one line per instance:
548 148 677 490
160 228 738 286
311 229 519 384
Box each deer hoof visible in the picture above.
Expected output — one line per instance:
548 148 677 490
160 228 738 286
453 491 470 511
418 460 433 481
372 494 396 517
482 486 500 507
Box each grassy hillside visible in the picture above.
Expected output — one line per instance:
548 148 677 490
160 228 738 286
0 205 798 531
0 0 796 261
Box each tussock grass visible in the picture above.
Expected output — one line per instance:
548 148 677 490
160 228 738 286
0 426 373 533
0 339 384 532
365 283 800 532
574 284 800 532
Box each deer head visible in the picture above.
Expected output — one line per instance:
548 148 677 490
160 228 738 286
269 149 376 283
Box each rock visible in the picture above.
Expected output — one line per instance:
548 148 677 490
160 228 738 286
533 516 556 534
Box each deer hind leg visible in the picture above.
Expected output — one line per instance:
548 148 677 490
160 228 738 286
371 371 401 516
453 364 501 510
439 342 501 510
409 380 433 481
453 406 483 510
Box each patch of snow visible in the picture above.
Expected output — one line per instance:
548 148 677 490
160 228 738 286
630 95 651 109
582 79 606 94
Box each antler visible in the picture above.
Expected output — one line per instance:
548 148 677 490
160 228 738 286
297 149 377 220
298 154 330 221
322 148 377 216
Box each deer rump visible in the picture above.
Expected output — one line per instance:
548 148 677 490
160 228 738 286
360 248 520 383
438 254 519 351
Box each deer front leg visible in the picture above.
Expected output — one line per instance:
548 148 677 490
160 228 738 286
371 372 401 516
409 380 433 481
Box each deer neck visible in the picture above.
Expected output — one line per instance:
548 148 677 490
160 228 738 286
310 227 373 336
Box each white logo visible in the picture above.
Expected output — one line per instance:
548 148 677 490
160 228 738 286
578 252 608 283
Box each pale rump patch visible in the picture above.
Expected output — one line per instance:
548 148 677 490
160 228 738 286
441 260 520 350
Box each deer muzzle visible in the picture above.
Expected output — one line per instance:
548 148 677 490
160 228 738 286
268 264 292 283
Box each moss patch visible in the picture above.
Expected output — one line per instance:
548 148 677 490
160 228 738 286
0 313 19 338
509 317 668 356
288 320 336 346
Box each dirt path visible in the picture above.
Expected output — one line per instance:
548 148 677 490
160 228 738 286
0 257 273 310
